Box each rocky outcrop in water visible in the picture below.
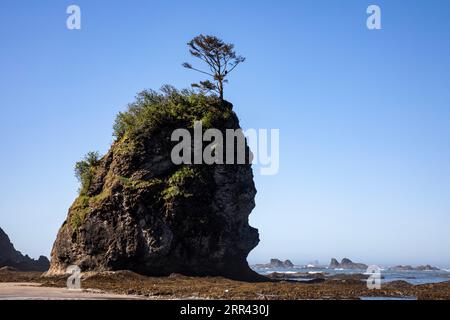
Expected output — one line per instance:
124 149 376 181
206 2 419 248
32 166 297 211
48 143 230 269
0 227 49 272
329 258 368 270
330 258 340 269
389 265 440 271
255 259 295 269
47 89 262 281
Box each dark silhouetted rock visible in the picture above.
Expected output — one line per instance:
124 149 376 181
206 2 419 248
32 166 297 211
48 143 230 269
0 227 50 272
47 90 262 281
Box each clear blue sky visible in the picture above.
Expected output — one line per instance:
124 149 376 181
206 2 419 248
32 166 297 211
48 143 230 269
1 0 449 267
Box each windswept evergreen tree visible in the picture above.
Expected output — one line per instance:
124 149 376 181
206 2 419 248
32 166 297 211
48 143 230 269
183 34 245 100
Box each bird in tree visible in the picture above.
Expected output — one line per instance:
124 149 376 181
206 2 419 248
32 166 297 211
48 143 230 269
182 34 245 101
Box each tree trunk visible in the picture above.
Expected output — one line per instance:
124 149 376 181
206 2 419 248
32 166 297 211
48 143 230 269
219 81 224 100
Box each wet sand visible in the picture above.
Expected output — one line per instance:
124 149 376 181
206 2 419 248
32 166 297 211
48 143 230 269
0 282 145 300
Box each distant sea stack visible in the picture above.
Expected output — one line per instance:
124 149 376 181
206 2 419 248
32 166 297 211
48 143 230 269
0 227 50 272
329 258 368 270
255 259 295 269
330 258 340 269
47 89 262 281
389 265 440 271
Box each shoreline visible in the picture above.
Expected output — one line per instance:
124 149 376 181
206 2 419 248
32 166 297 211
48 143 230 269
1 270 449 300
0 282 146 300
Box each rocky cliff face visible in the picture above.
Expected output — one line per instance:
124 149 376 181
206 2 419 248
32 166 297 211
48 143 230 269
48 89 261 281
0 227 50 271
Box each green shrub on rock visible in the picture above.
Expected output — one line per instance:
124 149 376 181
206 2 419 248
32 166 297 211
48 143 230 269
74 151 101 195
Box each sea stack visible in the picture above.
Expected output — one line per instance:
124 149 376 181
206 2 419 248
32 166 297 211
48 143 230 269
329 258 340 269
47 88 261 281
329 258 368 270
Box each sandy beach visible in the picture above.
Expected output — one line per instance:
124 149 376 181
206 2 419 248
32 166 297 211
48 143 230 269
0 282 145 300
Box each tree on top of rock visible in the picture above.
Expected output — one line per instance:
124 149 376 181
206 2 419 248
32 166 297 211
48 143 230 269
182 34 245 101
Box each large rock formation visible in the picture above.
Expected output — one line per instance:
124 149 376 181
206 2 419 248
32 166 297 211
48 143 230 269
329 258 368 270
329 258 340 269
48 88 262 281
255 259 295 269
0 227 50 271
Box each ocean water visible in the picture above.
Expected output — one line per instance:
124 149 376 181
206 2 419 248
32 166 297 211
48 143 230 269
252 266 450 285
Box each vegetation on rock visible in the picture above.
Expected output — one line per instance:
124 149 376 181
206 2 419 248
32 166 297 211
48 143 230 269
75 151 101 195
112 85 231 141
52 85 260 281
